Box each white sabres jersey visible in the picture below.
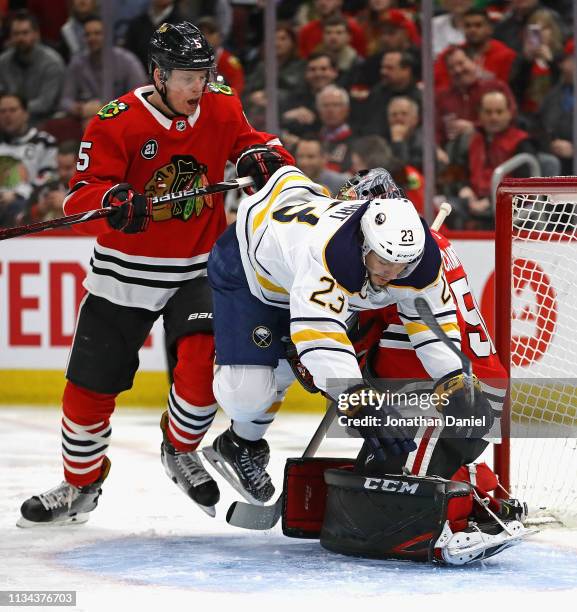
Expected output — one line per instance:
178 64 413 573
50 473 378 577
236 166 462 392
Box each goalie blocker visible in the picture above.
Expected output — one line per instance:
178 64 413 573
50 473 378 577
281 458 533 564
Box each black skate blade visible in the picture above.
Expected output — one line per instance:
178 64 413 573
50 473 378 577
196 502 216 518
16 513 90 528
201 446 267 506
226 497 282 530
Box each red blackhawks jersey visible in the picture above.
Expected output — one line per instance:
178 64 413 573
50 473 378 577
63 84 291 311
357 230 507 416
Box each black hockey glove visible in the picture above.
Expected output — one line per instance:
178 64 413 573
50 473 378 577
284 340 320 394
434 372 494 439
338 384 417 460
235 145 287 193
103 183 152 234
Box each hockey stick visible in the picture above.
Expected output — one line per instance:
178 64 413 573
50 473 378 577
225 400 338 530
413 297 474 405
431 202 452 232
0 177 254 241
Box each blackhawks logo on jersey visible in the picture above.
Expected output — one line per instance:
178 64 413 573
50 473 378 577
97 100 129 120
144 155 214 222
207 82 233 96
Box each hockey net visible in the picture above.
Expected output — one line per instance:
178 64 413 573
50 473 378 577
495 177 577 526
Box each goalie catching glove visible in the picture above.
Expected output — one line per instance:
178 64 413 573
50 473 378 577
235 145 287 193
434 372 494 438
103 183 152 234
338 384 417 460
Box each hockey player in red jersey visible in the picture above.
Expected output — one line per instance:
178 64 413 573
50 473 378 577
17 22 293 526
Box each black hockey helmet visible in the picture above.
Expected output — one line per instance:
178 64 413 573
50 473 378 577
148 21 216 80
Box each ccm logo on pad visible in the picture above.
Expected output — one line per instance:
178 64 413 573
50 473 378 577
363 478 419 494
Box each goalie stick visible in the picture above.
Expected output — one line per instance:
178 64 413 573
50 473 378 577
413 296 474 405
0 176 254 241
225 400 338 530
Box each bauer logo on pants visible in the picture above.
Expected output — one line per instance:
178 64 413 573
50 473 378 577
252 326 272 348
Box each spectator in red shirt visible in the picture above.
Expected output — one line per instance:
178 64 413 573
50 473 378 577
459 90 535 229
356 1 420 57
434 9 517 92
197 16 244 95
436 46 517 146
298 0 367 59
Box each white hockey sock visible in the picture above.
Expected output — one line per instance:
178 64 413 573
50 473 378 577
231 394 284 441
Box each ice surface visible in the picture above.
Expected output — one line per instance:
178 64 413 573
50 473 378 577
2 408 577 611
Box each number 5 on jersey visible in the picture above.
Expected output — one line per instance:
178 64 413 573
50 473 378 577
310 276 345 314
77 141 93 171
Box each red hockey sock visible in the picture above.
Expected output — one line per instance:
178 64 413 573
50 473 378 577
62 381 116 487
167 334 217 452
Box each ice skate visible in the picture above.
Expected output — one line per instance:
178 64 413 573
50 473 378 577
160 412 219 517
434 517 535 565
202 427 274 505
17 457 110 528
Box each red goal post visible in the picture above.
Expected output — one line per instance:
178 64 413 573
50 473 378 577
495 177 577 525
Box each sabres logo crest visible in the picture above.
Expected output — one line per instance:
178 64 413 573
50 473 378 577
252 326 272 348
97 100 129 120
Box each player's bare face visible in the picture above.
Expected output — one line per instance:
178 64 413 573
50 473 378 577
166 70 207 113
150 69 207 116
365 251 407 287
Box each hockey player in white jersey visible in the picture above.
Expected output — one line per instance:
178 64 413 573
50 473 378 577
206 161 532 564
205 159 467 501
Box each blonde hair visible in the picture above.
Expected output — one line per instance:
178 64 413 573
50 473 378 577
527 9 563 57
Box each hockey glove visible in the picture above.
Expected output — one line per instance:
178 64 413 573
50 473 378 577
285 340 320 394
235 145 287 193
339 384 417 460
103 183 152 234
434 372 494 438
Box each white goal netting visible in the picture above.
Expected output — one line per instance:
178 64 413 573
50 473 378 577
505 191 577 526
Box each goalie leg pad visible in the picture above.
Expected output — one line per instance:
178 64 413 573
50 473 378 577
282 458 355 539
320 470 473 562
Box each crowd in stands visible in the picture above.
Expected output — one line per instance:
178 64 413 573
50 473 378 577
0 0 575 231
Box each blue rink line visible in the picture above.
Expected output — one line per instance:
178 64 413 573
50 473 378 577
54 534 577 595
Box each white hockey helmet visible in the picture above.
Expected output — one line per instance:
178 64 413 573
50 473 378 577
360 197 425 273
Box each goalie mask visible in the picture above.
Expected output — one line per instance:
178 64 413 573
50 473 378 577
360 197 425 280
338 168 406 201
